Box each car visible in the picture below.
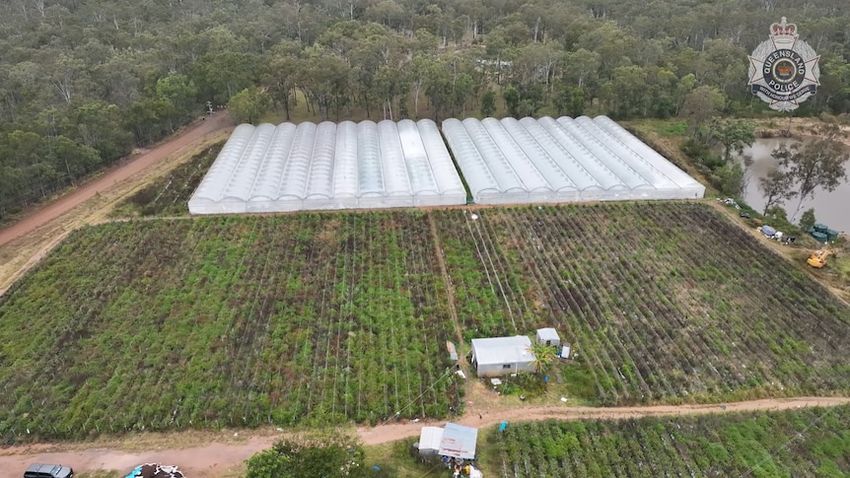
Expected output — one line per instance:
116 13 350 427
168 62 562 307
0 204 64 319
23 464 74 478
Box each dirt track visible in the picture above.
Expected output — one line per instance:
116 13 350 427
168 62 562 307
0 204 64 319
0 396 846 477
0 112 231 247
0 113 232 295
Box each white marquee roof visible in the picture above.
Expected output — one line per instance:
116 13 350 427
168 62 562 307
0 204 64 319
189 119 466 214
442 115 705 204
418 426 444 453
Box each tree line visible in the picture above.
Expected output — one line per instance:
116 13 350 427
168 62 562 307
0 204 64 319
2 0 850 218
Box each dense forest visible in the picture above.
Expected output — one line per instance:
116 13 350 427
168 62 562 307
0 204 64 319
1 0 849 218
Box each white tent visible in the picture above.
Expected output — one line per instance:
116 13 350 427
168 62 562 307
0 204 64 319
471 335 535 377
189 119 467 214
417 426 444 456
442 115 705 204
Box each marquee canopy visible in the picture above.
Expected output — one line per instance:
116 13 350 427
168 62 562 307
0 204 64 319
441 115 704 204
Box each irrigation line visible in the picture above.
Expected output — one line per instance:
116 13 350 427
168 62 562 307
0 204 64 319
374 367 456 428
738 405 837 478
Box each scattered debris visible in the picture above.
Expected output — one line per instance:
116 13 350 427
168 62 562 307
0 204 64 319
759 225 777 238
446 341 458 362
124 464 185 478
489 378 502 386
719 197 740 209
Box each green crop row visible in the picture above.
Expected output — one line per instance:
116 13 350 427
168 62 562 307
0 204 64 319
487 405 850 477
0 212 460 443
0 202 847 443
434 203 850 405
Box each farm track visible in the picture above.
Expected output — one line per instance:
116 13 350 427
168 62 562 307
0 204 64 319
0 396 846 477
0 112 233 296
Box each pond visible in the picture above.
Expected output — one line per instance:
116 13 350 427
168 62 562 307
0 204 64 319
736 138 850 232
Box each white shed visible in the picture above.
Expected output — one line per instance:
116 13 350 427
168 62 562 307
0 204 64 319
417 426 444 456
536 328 560 347
470 335 535 377
416 423 479 460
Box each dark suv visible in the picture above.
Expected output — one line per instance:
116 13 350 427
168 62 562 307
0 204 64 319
23 464 74 478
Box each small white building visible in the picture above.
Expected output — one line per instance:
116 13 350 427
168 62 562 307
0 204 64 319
416 423 478 460
536 328 560 347
417 426 444 457
440 423 478 460
470 335 535 377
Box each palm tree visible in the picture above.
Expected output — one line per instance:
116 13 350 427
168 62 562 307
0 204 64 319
530 342 557 375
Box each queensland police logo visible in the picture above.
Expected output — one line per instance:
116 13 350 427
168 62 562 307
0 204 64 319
748 17 820 112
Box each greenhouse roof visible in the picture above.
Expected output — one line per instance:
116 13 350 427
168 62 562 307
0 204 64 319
189 119 466 214
441 115 705 204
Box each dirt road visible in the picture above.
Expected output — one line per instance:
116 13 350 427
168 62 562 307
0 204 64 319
0 113 232 295
0 396 846 477
0 112 231 247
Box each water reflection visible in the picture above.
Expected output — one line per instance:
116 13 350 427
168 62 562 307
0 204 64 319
737 138 849 232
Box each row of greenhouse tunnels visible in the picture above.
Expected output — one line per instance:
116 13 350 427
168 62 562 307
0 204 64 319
188 115 704 214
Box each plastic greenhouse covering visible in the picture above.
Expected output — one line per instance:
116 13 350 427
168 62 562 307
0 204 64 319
189 119 467 214
442 116 705 204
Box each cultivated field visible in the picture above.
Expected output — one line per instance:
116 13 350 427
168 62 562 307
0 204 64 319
0 213 459 442
112 143 222 218
0 203 848 443
487 405 850 477
434 203 850 405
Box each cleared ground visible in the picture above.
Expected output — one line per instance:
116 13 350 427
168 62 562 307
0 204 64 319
3 397 848 477
110 143 222 218
434 203 850 405
485 404 850 477
0 203 847 444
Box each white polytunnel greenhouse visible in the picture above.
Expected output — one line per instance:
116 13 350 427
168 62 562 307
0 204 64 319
188 119 467 214
441 115 705 204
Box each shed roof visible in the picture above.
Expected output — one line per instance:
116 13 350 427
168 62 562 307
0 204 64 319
536 327 560 342
471 335 534 366
418 426 444 452
439 423 478 459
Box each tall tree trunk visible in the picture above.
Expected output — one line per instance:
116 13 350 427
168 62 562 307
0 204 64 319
533 17 541 42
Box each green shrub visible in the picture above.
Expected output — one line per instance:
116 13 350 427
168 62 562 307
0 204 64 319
246 436 366 478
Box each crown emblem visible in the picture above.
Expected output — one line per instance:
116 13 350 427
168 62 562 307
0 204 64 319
749 17 820 112
770 17 797 38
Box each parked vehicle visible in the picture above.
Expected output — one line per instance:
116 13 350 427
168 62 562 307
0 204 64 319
23 464 73 478
807 248 833 269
